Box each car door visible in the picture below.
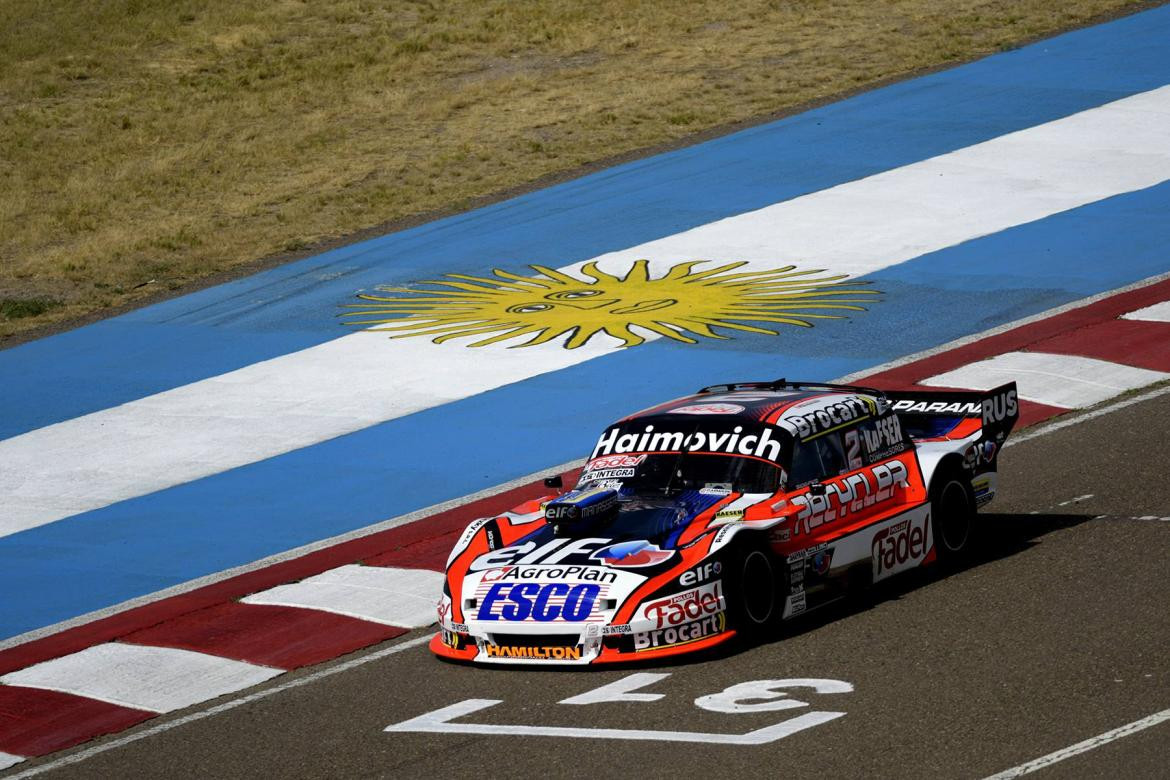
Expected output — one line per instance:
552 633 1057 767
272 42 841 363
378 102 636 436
785 410 924 547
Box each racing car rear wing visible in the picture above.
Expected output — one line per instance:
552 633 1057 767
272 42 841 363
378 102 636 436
883 382 1019 444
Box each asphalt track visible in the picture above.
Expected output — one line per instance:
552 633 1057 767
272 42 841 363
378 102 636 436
14 388 1168 779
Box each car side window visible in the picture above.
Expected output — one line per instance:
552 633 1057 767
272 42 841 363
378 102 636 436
788 441 821 488
787 432 848 489
814 432 847 477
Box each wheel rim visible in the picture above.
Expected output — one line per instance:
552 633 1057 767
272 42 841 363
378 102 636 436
938 481 971 552
741 550 775 625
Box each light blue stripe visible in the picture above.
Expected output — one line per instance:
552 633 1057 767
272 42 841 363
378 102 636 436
3 178 1169 638
2 5 1170 438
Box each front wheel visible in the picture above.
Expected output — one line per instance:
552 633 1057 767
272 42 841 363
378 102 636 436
931 470 976 564
724 536 781 640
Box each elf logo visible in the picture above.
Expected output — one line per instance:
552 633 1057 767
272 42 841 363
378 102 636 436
679 561 722 586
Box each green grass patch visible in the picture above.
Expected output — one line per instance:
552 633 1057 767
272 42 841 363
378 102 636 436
0 298 59 321
0 0 1153 341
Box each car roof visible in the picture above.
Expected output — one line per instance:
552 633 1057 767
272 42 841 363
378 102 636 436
621 386 882 431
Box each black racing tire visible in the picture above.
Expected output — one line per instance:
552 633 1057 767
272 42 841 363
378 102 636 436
930 467 977 565
724 535 781 640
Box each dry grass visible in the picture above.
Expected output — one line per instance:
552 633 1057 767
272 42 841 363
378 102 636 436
0 0 1150 340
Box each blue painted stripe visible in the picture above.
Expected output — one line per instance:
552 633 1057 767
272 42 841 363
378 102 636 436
3 6 1170 438
3 179 1169 638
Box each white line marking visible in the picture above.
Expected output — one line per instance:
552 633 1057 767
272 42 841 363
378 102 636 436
982 707 1170 779
1005 382 1170 448
4 84 1170 533
0 456 580 653
3 634 431 780
1056 494 1094 507
1121 300 1170 322
384 698 846 744
0 643 281 714
921 352 1170 408
241 565 443 627
0 753 24 772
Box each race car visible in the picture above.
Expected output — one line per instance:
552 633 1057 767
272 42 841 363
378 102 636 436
431 378 1018 665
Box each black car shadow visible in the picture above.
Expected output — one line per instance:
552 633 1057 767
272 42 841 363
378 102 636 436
736 510 1094 658
444 512 1093 673
614 511 1092 670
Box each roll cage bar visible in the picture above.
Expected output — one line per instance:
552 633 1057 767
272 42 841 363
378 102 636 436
696 378 887 398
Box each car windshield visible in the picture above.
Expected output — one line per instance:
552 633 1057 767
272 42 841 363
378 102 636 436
578 452 783 495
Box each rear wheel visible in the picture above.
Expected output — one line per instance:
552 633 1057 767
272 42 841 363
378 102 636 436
725 536 781 639
931 469 976 564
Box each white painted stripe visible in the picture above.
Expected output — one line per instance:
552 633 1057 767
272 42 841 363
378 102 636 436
920 351 1170 408
0 335 617 533
384 698 846 744
0 752 25 771
1121 299 1170 322
241 564 443 628
589 85 1170 279
983 707 1170 779
4 635 432 780
0 643 282 713
3 85 1170 534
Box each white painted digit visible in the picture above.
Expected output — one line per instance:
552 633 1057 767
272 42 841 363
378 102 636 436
559 673 671 705
694 678 854 714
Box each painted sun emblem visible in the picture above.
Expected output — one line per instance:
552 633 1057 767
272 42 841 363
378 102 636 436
341 259 878 349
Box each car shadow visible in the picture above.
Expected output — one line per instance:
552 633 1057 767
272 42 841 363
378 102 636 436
451 512 1094 672
751 510 1094 651
638 510 1095 669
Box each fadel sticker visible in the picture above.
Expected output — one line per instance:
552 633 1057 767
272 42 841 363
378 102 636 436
642 581 723 629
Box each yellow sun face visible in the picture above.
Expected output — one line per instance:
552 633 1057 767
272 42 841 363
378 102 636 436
341 259 879 349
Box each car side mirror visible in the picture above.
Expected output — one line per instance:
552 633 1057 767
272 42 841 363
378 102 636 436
808 482 827 496
543 475 563 490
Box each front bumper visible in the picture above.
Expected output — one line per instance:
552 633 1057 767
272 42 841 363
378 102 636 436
431 612 734 665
